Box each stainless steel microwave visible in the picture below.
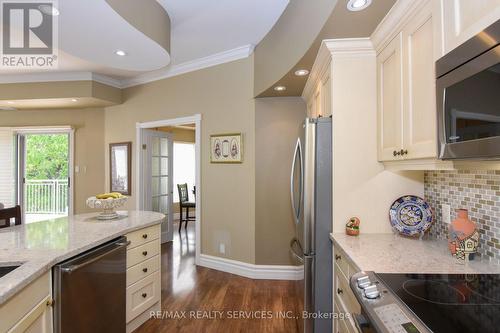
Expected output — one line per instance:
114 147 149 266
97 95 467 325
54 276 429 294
436 19 500 160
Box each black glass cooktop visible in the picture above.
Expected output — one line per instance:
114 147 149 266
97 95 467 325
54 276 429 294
377 273 500 333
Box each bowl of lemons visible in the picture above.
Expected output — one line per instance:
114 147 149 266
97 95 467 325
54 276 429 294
86 192 128 220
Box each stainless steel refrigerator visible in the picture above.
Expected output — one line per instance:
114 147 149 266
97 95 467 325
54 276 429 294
290 117 332 333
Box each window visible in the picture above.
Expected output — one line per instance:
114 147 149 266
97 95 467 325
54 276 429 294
173 142 195 202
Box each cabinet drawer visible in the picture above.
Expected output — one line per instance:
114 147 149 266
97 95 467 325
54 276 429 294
127 240 160 268
335 271 361 315
334 294 359 333
127 225 160 250
333 246 349 278
127 255 160 287
0 272 50 332
126 272 160 322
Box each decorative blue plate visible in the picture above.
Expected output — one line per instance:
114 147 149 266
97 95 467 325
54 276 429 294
389 195 433 236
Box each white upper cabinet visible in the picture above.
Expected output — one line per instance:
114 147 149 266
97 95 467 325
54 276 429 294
373 0 499 168
402 1 438 159
375 0 441 162
442 0 500 54
377 33 403 161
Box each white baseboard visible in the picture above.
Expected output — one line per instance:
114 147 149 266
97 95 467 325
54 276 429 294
197 254 303 280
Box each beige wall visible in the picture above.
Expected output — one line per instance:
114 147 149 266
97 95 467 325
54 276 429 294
104 57 256 263
255 97 306 265
0 108 106 213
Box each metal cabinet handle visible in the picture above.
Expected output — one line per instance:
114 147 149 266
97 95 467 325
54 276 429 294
142 251 148 256
142 293 147 298
400 149 408 155
337 288 343 295
335 254 341 261
142 234 148 239
61 240 130 274
393 150 401 156
143 268 148 273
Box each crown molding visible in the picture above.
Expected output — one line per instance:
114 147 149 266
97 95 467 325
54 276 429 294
370 0 427 52
0 44 255 90
323 38 375 57
0 71 123 88
120 44 255 88
302 38 374 101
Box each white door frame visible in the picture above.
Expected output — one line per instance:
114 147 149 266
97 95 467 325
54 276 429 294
13 126 75 217
136 114 201 263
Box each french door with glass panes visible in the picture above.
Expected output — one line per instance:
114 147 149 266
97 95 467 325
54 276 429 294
142 129 173 243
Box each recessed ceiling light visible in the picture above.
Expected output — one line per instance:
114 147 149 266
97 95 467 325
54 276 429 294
347 0 372 11
115 50 127 56
274 86 286 92
7 101 14 104
294 69 309 77
38 4 59 16
71 99 78 102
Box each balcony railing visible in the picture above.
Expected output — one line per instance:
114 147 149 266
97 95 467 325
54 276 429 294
25 179 68 214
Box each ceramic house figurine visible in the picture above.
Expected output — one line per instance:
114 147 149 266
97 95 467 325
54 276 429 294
346 217 360 236
448 209 479 261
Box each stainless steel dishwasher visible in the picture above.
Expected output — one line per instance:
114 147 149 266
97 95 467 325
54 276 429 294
53 236 129 333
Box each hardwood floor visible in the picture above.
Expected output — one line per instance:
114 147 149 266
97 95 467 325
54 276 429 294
135 221 301 333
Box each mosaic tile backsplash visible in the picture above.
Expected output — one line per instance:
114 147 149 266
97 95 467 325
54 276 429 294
424 170 500 265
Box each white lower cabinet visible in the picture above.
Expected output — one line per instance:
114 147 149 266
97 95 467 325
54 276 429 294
333 245 361 333
9 295 52 333
0 272 52 333
126 224 162 333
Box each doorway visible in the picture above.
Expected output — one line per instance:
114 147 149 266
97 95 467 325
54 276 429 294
136 115 201 264
0 127 74 223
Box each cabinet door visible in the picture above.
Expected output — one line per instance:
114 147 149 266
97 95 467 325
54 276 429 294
9 295 52 333
402 1 438 159
377 33 403 161
442 0 500 54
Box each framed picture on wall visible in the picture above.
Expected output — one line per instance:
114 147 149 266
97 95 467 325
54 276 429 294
210 133 243 163
109 142 132 195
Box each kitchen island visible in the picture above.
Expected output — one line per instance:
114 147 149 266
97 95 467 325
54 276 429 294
0 210 164 332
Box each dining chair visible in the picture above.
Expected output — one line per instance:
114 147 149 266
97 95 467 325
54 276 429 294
0 205 22 228
177 183 195 232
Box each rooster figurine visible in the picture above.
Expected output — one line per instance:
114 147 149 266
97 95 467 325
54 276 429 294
346 217 360 236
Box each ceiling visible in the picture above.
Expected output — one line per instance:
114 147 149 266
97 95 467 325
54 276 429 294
0 0 289 87
157 0 289 64
0 0 171 79
257 0 396 97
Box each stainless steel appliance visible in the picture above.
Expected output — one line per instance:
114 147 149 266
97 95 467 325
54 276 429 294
350 271 500 333
53 236 129 333
289 117 332 333
436 19 500 160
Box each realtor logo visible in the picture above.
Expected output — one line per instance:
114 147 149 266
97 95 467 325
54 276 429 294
0 0 58 68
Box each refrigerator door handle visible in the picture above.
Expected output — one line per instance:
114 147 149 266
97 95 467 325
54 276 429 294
289 238 304 264
290 138 303 224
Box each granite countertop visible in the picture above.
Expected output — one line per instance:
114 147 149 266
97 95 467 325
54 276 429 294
0 210 164 305
330 232 500 274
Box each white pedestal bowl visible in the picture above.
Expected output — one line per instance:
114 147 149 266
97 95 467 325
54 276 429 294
86 196 128 220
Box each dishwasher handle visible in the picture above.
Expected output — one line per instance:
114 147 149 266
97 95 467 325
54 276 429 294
61 240 130 274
